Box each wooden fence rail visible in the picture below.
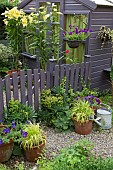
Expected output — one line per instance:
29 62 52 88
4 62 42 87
0 61 91 119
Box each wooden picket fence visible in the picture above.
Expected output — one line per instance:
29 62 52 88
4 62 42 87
0 61 91 119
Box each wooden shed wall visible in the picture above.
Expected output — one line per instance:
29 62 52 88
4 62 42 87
23 0 36 11
89 5 113 90
64 0 90 12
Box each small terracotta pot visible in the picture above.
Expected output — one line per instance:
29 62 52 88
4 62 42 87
0 140 14 162
73 120 93 135
7 69 20 78
23 143 45 162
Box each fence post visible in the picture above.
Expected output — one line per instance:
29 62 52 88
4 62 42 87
48 59 57 88
84 55 92 85
0 78 3 120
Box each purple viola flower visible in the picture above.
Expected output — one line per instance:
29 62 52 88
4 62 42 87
75 27 79 34
0 120 3 123
89 29 93 32
12 121 16 129
84 29 88 33
69 32 73 35
0 139 3 145
3 128 10 133
21 130 28 138
79 29 84 33
96 98 101 105
26 120 30 124
69 25 73 29
63 32 66 35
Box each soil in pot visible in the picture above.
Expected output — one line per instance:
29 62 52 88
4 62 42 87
0 140 14 163
23 143 45 162
73 120 93 135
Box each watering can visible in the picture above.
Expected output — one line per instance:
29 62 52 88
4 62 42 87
94 104 112 129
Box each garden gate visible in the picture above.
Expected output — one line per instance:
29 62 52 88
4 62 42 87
0 60 91 120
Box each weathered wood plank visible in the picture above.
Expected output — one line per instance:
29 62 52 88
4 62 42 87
70 64 75 89
74 63 80 92
27 69 33 106
34 69 39 111
5 75 11 107
79 63 84 91
12 72 19 100
54 65 59 87
0 78 4 120
84 62 90 85
65 65 70 92
46 71 50 89
20 70 26 104
40 69 45 91
60 64 65 84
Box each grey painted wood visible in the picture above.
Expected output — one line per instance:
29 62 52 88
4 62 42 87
34 69 39 111
5 75 11 107
20 70 26 104
76 0 97 10
60 64 65 84
46 71 50 89
12 72 19 100
27 69 33 106
74 63 80 92
84 62 90 85
54 65 59 87
65 64 70 92
79 63 84 91
40 69 45 91
65 4 89 10
0 78 4 120
70 64 75 89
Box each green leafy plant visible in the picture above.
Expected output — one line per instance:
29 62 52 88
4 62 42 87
71 100 94 124
4 99 36 124
37 78 75 131
21 123 46 150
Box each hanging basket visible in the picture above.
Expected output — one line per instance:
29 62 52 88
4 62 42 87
64 39 85 48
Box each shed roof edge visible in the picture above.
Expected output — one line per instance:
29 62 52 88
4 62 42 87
18 0 32 9
75 0 97 11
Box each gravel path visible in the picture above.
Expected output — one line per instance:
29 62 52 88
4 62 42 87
45 125 113 159
4 124 113 169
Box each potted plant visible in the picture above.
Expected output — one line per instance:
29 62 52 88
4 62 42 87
63 26 92 48
71 100 94 135
0 122 21 162
21 123 46 162
97 26 111 48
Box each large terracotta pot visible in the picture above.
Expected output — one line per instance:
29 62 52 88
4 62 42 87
73 120 93 135
0 140 14 162
23 143 45 162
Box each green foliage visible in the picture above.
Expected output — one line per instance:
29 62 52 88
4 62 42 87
71 100 94 123
38 139 94 170
0 164 10 170
37 78 75 131
4 100 36 124
21 123 46 150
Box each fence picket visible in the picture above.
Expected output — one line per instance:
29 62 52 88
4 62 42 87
12 72 19 100
65 65 70 92
70 64 75 89
27 69 33 106
5 75 11 106
54 65 59 87
60 64 65 84
20 70 26 104
34 69 40 111
79 63 85 91
84 62 90 85
0 78 4 120
74 63 80 92
40 69 45 91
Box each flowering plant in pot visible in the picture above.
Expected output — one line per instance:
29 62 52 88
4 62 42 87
20 123 46 162
71 100 94 135
63 26 92 48
0 121 21 162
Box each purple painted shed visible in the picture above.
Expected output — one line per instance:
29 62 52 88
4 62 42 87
18 0 113 91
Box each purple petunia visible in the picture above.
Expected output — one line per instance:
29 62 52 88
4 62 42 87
69 25 73 29
12 121 16 129
75 27 79 34
21 130 28 138
3 128 10 133
0 139 3 145
69 32 73 35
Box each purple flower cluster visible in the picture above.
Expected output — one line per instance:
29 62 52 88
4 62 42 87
82 95 101 106
21 130 28 138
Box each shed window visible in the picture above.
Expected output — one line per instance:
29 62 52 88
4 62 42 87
64 14 88 64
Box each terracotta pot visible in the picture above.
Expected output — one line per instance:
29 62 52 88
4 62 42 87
73 120 93 135
7 69 20 78
23 142 45 162
0 140 14 162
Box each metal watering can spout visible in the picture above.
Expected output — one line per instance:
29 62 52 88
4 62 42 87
93 117 102 127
